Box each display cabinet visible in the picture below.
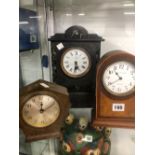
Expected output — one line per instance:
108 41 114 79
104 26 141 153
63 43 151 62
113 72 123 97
19 0 135 155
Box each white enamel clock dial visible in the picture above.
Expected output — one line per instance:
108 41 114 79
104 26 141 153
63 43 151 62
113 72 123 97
22 95 60 128
102 61 135 96
61 48 91 78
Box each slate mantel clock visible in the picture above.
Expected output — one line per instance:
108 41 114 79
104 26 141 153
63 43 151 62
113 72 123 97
19 79 70 142
93 50 135 128
48 25 104 108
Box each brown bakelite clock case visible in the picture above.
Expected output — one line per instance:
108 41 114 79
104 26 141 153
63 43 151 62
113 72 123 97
93 50 135 128
19 79 70 142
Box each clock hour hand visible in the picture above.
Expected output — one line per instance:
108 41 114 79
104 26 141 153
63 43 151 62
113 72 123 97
114 71 122 80
74 61 79 72
40 102 44 113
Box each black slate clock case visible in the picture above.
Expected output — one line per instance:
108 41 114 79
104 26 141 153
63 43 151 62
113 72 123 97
48 26 104 108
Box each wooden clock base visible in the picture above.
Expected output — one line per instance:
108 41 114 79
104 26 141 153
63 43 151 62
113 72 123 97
25 131 61 142
93 118 134 128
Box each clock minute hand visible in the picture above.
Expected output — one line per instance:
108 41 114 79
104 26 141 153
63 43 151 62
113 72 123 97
109 76 123 85
109 79 120 85
40 102 44 113
44 102 55 111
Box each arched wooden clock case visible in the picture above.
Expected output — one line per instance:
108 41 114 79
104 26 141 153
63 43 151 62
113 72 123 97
93 50 135 128
19 79 70 142
48 25 104 108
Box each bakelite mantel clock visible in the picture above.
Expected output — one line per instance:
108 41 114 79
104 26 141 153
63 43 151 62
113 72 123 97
19 79 70 142
93 50 135 128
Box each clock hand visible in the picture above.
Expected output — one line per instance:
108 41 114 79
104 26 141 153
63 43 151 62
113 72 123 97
40 102 44 113
109 79 120 85
109 77 122 85
114 71 123 80
44 102 55 111
74 61 79 72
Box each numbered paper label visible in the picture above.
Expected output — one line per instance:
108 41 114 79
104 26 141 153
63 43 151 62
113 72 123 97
56 43 64 50
82 135 93 142
112 103 125 112
40 83 49 88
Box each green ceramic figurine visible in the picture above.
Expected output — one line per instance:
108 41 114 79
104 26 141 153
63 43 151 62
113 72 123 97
59 113 111 155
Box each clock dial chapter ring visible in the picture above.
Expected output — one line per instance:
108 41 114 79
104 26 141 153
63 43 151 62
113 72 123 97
102 61 135 97
21 92 61 128
99 54 135 99
60 48 91 78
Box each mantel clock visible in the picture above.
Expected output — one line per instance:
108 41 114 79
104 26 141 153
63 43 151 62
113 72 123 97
93 50 135 128
19 79 70 142
48 25 104 108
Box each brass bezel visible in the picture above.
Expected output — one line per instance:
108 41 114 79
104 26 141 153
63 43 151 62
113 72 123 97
20 91 61 129
60 47 91 78
22 94 60 128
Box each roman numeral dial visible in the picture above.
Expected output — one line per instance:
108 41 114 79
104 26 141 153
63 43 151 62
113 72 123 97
61 48 91 78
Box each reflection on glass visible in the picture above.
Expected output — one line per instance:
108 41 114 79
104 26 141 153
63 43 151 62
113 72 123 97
78 13 85 16
66 13 72 16
124 12 135 15
19 21 29 25
123 3 134 7
29 15 42 19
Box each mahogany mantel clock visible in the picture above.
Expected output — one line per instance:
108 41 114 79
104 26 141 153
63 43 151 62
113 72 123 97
93 50 135 128
19 79 70 142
